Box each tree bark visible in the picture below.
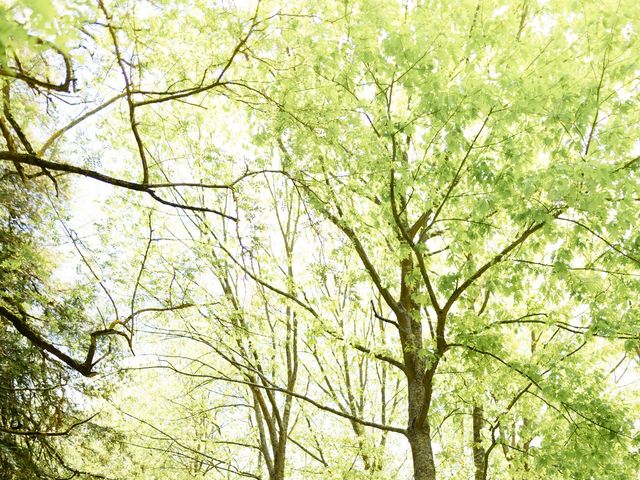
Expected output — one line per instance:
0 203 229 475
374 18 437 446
406 373 437 480
407 338 436 480
473 405 487 480
407 422 436 480
273 450 286 480
397 251 438 480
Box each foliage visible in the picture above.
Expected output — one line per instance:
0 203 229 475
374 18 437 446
0 1 639 479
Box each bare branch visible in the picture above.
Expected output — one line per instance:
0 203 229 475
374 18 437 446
0 38 73 92
38 93 126 156
0 303 123 377
136 363 407 435
0 152 236 220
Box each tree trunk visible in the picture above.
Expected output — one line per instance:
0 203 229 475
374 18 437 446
406 378 437 480
407 423 436 480
472 405 487 480
397 243 438 479
272 450 286 480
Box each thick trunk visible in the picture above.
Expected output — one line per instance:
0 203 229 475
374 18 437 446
407 377 437 480
407 423 436 480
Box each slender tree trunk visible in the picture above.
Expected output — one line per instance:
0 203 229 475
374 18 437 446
472 405 487 480
272 450 286 480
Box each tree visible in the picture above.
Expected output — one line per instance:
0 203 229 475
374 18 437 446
0 146 108 479
1 1 639 479
244 1 640 478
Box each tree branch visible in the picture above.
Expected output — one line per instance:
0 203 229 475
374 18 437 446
0 304 118 377
0 152 236 220
0 413 98 437
443 221 546 316
136 363 407 435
